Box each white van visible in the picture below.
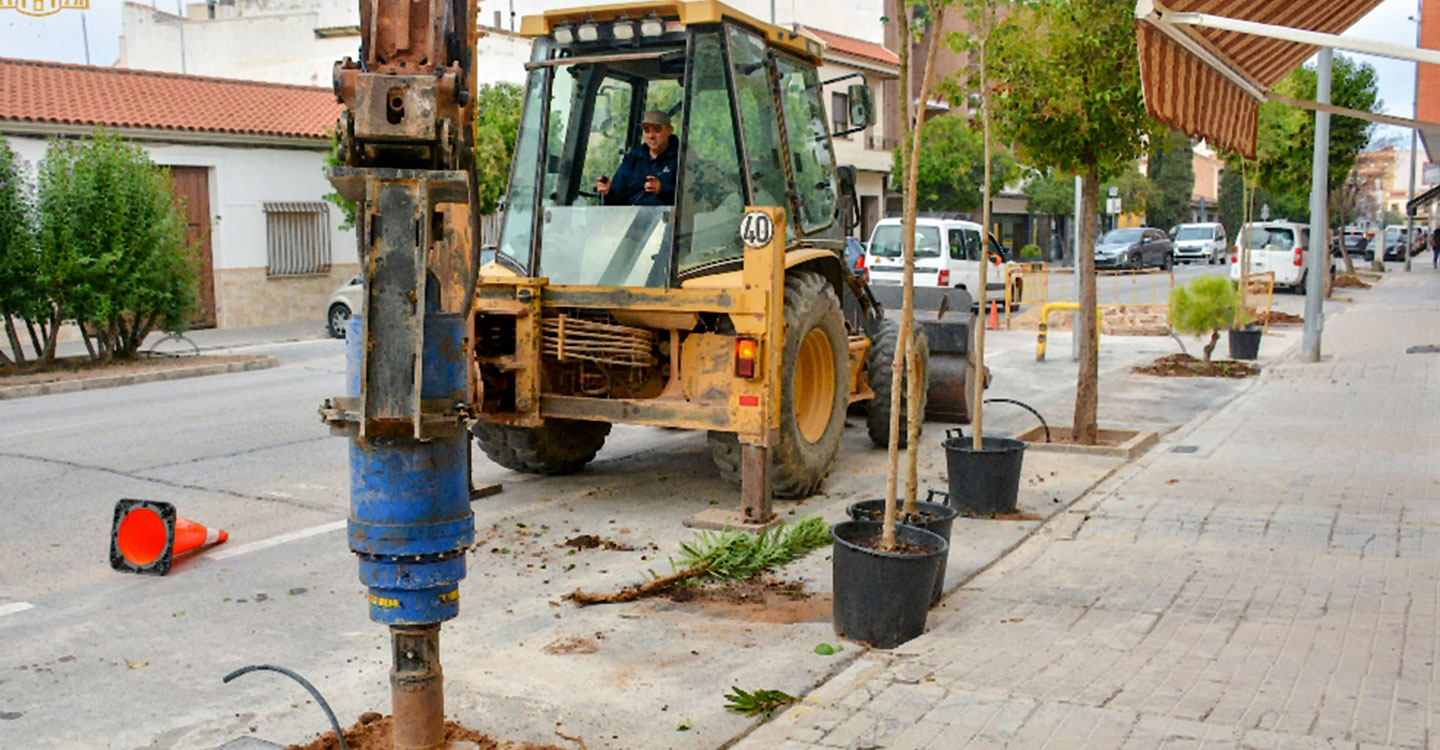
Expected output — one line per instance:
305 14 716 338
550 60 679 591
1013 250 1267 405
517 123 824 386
1229 221 1332 292
1171 222 1227 264
864 217 1007 298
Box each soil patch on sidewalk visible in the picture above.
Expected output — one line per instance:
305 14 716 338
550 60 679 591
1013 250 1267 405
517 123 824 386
285 712 569 750
1333 274 1372 289
1133 353 1258 379
1250 310 1304 326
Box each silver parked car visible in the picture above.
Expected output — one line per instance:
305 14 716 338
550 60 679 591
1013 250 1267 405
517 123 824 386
325 275 362 338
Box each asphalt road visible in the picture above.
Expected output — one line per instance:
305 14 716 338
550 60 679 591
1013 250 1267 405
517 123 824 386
0 288 1311 750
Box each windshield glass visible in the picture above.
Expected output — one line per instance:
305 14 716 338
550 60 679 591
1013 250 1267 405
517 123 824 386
869 225 941 259
1386 228 1403 242
1242 226 1296 250
1100 228 1143 244
1174 226 1211 241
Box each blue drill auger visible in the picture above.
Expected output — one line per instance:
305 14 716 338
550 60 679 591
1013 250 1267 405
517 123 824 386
343 314 473 625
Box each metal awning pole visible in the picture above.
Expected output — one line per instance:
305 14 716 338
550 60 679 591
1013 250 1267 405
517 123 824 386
1303 47 1331 363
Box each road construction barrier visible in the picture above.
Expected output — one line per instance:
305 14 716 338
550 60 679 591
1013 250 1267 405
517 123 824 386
1241 271 1275 334
1008 266 1176 328
1035 302 1103 362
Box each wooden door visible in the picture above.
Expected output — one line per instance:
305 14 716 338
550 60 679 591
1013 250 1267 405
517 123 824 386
169 167 216 328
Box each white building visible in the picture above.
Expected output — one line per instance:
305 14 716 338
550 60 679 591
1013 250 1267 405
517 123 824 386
119 0 532 88
0 57 355 329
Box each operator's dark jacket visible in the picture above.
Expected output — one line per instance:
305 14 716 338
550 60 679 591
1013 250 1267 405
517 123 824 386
602 135 679 207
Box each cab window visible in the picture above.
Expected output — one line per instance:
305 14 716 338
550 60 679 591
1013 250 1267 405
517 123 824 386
674 31 746 274
727 27 789 216
774 54 836 232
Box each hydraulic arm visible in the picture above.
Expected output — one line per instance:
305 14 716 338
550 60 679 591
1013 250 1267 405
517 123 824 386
321 2 479 748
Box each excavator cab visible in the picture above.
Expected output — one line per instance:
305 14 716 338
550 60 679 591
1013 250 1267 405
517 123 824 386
468 1 978 524
492 4 868 287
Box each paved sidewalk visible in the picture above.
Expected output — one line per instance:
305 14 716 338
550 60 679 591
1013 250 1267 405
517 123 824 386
736 269 1440 749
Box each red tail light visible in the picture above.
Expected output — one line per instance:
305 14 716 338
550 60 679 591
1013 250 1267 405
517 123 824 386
1231 246 1239 264
735 337 759 379
1293 248 1303 267
938 269 950 286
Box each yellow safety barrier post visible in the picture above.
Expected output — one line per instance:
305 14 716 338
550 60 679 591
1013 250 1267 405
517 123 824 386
1035 302 1103 361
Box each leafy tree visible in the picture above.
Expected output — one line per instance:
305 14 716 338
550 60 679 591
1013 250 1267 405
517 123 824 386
1101 167 1160 218
1218 167 1243 248
890 114 1017 213
1022 169 1075 217
1146 130 1195 231
0 139 40 367
990 0 1159 444
473 82 525 215
1254 54 1378 205
34 132 197 363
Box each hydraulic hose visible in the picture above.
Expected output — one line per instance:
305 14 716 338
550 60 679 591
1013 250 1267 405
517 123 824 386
982 397 1050 443
223 664 346 750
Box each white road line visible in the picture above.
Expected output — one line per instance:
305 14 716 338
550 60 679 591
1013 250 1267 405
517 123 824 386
209 519 347 560
0 602 34 618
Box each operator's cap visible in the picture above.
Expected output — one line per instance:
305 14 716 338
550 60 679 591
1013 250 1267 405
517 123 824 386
640 110 672 127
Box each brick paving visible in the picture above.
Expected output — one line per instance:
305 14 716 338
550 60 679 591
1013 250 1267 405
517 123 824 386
738 270 1440 750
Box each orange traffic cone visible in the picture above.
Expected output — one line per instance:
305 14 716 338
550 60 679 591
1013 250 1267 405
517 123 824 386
986 300 1000 330
110 499 228 576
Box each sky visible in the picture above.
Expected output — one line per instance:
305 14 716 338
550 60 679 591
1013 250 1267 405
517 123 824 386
0 0 1427 146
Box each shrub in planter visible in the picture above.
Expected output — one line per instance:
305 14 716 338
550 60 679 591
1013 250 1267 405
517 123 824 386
1019 243 1042 260
1168 274 1248 364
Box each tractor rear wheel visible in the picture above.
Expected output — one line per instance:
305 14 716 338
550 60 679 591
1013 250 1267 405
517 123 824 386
865 319 929 448
708 271 849 499
471 419 610 475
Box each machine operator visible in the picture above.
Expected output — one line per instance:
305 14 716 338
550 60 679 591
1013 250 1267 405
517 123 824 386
596 110 678 206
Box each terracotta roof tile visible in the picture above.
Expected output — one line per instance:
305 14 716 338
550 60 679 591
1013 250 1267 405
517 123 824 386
0 58 340 140
802 27 898 68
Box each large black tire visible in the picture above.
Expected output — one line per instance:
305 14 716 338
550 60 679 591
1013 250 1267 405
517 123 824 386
471 419 610 475
864 319 929 448
707 271 849 499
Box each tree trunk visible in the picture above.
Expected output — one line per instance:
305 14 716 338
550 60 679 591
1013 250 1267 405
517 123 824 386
1073 167 1100 445
39 305 63 366
4 314 26 365
24 318 42 358
1202 330 1218 365
972 27 992 451
882 3 912 552
80 322 97 360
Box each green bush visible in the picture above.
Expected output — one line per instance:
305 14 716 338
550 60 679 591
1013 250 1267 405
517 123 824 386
0 139 41 367
1019 243 1042 260
1168 274 1248 363
35 131 197 362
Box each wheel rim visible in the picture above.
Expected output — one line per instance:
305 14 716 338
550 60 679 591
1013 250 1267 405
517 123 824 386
794 327 837 444
331 307 349 334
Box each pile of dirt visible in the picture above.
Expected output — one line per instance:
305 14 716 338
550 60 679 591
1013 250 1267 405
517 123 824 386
0 354 263 386
560 534 632 551
661 577 830 624
285 713 568 750
1332 274 1372 289
989 510 1044 521
1133 353 1259 379
1250 310 1304 326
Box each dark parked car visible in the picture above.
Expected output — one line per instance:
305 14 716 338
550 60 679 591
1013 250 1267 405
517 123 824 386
1332 228 1372 260
1094 227 1174 270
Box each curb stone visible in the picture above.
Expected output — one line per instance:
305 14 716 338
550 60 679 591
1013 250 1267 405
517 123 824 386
0 356 279 400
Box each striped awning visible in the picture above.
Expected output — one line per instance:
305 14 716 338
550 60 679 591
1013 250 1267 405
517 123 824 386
1135 0 1388 159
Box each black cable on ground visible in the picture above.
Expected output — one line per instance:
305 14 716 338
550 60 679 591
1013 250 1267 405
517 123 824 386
982 397 1050 443
223 664 346 750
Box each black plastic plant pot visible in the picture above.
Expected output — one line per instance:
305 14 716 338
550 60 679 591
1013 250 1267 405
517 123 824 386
1228 327 1261 360
942 435 1027 516
831 521 948 649
845 495 958 605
